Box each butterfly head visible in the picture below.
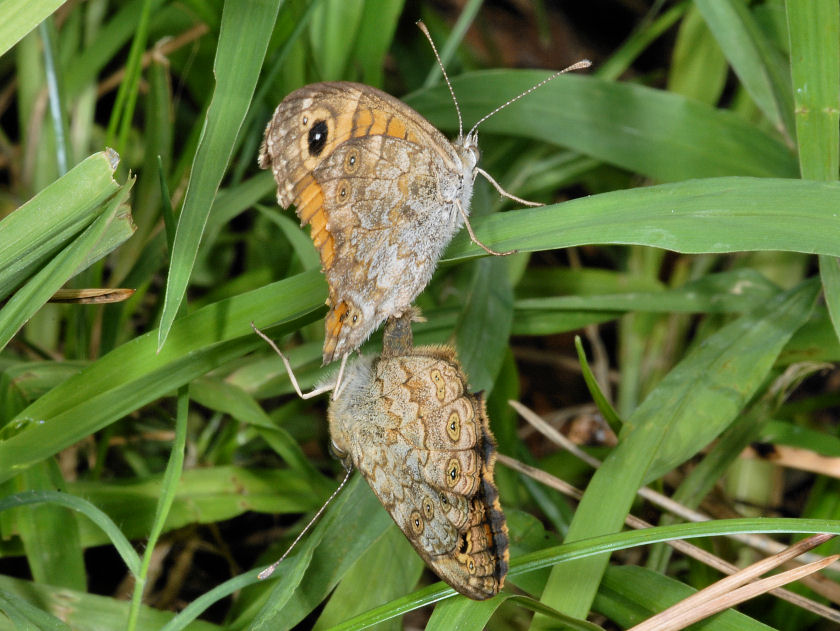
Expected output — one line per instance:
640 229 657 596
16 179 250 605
455 131 481 172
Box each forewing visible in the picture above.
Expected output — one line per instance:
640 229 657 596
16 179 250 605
259 82 459 363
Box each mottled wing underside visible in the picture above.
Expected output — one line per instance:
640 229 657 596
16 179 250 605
259 82 462 363
329 347 509 599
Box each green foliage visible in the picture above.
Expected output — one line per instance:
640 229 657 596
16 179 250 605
1 1 839 630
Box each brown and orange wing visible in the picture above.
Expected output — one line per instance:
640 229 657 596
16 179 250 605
259 82 457 363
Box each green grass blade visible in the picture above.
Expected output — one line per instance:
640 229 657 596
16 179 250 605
0 589 70 631
444 177 840 263
785 1 840 346
244 477 393 631
126 385 189 631
0 180 132 351
0 271 326 483
695 0 794 138
0 150 121 300
575 336 622 434
105 0 153 151
0 575 220 631
667 5 727 104
531 278 819 622
454 256 515 392
0 490 140 576
406 72 798 181
328 518 840 630
157 0 282 351
313 526 423 630
65 466 322 548
308 0 365 81
12 462 86 590
0 0 64 58
354 0 406 86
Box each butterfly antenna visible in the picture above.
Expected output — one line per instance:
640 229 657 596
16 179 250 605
467 59 591 138
258 467 353 580
417 20 463 139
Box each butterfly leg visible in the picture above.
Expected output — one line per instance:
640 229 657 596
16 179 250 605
330 353 350 401
251 322 336 400
475 167 543 208
455 199 517 257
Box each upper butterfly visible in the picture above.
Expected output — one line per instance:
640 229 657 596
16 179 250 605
259 81 482 364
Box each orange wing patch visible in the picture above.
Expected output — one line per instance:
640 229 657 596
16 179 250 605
292 175 336 270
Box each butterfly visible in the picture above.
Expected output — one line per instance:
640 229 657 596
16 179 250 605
253 314 509 600
258 25 589 366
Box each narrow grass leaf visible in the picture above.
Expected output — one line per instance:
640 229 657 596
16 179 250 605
516 269 779 315
247 477 393 631
63 0 168 100
127 386 189 631
443 177 840 263
406 72 798 181
0 271 326 483
158 0 281 351
0 574 223 631
68 467 322 546
695 0 794 138
454 256 515 392
0 150 121 300
13 463 86 590
667 5 728 104
531 279 819 623
0 180 132 351
354 0 406 86
428 594 602 631
330 518 840 630
0 491 140 576
0 589 69 631
308 0 365 81
575 337 621 433
0 0 65 58
189 377 326 481
313 526 423 630
786 2 840 345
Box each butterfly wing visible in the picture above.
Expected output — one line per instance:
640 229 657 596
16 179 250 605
259 82 465 363
332 348 508 600
311 136 468 361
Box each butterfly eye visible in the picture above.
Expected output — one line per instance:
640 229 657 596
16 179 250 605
307 120 328 156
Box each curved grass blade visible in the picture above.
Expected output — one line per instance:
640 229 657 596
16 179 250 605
443 177 840 263
157 0 282 351
532 278 819 622
0 270 326 483
0 490 140 577
406 71 798 181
